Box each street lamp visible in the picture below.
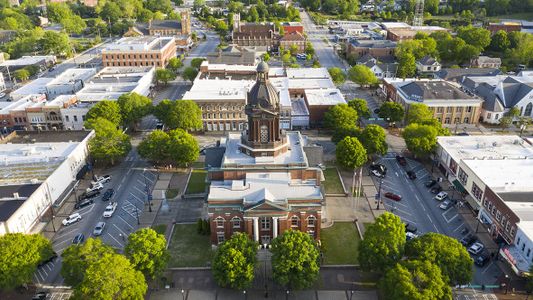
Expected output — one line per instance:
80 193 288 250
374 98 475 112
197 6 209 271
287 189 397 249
243 290 247 300
51 215 56 233
143 168 152 212
349 290 355 300
376 179 383 210
285 290 290 300
180 289 185 300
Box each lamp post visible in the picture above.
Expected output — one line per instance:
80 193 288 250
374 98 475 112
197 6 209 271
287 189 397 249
376 179 383 210
51 215 56 232
144 168 152 212
243 290 247 300
504 274 510 294
180 289 185 300
285 290 290 300
349 290 355 300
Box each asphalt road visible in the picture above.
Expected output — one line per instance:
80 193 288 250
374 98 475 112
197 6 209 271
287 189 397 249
370 153 502 285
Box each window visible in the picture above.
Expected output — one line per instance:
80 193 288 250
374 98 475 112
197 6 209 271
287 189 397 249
518 237 522 246
260 125 268 143
73 115 78 122
231 217 241 228
522 243 526 251
437 107 444 113
511 227 516 237
466 106 472 112
65 115 69 122
527 249 531 257
487 113 492 119
464 117 470 123
506 222 510 232
217 233 225 244
291 216 299 227
82 115 86 121
502 216 506 226
458 168 468 185
446 107 453 113
216 217 224 228
496 210 502 222
444 117 451 124
307 216 316 227
260 217 270 230
471 182 483 201
456 107 463 112
454 117 460 124
495 114 499 120
525 103 533 117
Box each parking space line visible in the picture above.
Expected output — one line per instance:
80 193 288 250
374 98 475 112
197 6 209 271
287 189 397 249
134 186 147 195
55 227 80 240
453 223 465 232
46 263 53 272
126 169 132 175
433 224 440 232
112 223 129 237
118 215 135 230
427 214 434 224
384 204 412 216
53 237 74 248
129 192 145 204
482 261 494 274
399 216 417 225
107 232 123 248
33 273 40 284
137 179 148 186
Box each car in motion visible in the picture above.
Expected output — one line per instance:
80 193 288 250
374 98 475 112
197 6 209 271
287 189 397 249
435 191 448 201
103 202 118 218
468 242 484 255
72 233 85 245
93 221 106 236
439 199 453 210
102 188 115 201
62 213 82 226
384 192 402 201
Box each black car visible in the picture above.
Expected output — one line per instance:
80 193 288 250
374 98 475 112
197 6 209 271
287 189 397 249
430 185 443 194
407 170 417 180
32 292 49 300
370 163 387 175
405 223 417 233
102 188 115 201
74 198 94 209
72 233 85 245
460 234 477 247
37 252 58 268
424 179 437 188
396 155 407 166
475 253 490 267
81 189 100 200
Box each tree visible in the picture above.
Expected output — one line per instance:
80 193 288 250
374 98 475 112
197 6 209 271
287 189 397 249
499 116 513 130
191 58 205 69
61 238 115 287
14 68 30 81
125 228 169 280
85 100 122 127
101 1 122 23
380 260 452 300
323 104 358 130
249 6 259 22
155 68 176 85
263 52 271 62
153 100 203 131
282 52 292 65
117 93 153 130
138 129 199 166
62 15 87 35
489 30 510 52
146 0 172 13
359 212 405 273
378 102 404 124
406 103 433 125
289 44 299 56
328 67 346 85
348 65 378 87
182 66 199 82
402 123 438 157
212 233 257 290
75 253 147 299
88 118 132 165
167 57 183 73
41 31 72 57
271 230 320 290
457 26 491 51
347 98 370 119
397 51 416 78
336 136 367 196
0 233 52 290
405 233 473 285
360 125 388 156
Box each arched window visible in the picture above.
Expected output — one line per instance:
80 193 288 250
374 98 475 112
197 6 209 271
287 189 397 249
525 103 533 117
307 215 316 227
231 217 241 228
291 216 299 227
215 217 225 228
260 125 268 143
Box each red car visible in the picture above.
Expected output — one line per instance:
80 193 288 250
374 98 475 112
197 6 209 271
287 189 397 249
384 192 402 201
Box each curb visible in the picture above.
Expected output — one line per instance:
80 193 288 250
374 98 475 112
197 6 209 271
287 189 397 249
320 265 360 268
167 267 211 271
335 167 349 195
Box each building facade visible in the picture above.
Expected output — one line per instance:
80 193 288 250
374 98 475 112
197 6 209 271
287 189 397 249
232 14 276 49
279 31 306 53
346 39 397 60
101 37 176 68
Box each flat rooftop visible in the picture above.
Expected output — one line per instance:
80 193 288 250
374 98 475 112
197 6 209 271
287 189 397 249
286 68 331 79
286 78 335 90
103 36 174 52
182 79 254 101
291 98 309 116
4 130 91 144
222 132 308 166
47 68 96 86
208 172 322 204
11 78 53 96
0 184 41 222
390 79 481 104
463 159 533 193
438 135 533 161
0 56 55 67
0 95 46 115
304 88 346 106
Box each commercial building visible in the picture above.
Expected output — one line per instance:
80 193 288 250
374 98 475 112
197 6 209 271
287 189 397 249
346 39 397 60
0 94 46 131
101 37 176 68
281 22 304 34
232 14 276 49
383 78 483 125
0 56 56 78
487 22 522 34
206 45 259 66
206 62 324 245
279 31 306 53
385 25 448 41
470 56 502 69
0 130 94 235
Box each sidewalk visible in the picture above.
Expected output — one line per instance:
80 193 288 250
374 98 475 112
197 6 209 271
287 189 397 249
150 289 377 300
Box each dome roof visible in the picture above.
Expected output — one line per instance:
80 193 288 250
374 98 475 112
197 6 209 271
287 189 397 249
257 61 269 73
248 80 279 109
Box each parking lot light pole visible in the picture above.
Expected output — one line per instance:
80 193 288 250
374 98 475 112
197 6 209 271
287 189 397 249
143 168 152 212
376 179 383 210
135 205 140 225
180 289 185 300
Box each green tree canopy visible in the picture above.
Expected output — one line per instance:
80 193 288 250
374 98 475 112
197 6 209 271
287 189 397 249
397 51 416 78
378 102 405 123
212 233 258 290
153 99 203 131
348 98 371 119
489 30 510 52
328 67 346 85
360 124 388 156
380 260 452 300
405 233 473 285
402 123 438 157
271 230 320 290
117 93 153 129
182 66 199 82
155 68 176 85
336 136 367 169
138 129 199 166
359 212 405 273
348 64 379 87
88 118 132 165
0 233 53 290
323 104 358 130
125 228 169 280
457 26 491 51
14 68 30 81
85 100 122 128
167 57 183 73
41 31 72 57
406 103 433 125
191 58 206 69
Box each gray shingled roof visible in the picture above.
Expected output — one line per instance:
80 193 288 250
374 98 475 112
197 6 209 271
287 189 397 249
400 81 473 100
436 68 502 81
418 55 438 66
500 81 533 108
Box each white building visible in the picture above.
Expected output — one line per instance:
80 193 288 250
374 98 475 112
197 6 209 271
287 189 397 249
60 102 93 130
0 131 94 235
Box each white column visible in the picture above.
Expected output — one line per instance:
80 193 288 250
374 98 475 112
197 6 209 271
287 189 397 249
253 217 259 242
273 217 278 238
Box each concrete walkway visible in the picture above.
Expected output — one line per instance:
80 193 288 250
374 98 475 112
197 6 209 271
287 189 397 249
150 289 377 300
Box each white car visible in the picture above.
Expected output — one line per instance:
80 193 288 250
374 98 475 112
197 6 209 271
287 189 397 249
371 169 384 178
435 191 448 201
103 202 117 218
406 232 418 241
468 242 484 255
62 213 82 226
86 182 104 193
439 199 452 210
91 175 111 186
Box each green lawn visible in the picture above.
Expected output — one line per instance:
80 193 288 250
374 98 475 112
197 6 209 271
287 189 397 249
152 224 168 235
185 169 207 194
167 224 213 267
321 222 360 265
165 188 179 199
323 167 345 194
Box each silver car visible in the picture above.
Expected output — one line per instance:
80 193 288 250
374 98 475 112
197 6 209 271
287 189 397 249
93 221 106 236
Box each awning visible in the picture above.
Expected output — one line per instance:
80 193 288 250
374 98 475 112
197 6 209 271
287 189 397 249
452 179 467 194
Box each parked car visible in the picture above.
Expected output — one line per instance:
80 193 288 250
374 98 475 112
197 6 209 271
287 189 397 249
435 191 448 201
439 199 452 210
406 232 418 241
102 188 114 201
405 223 417 233
103 202 118 218
370 163 387 175
395 155 407 166
384 192 402 201
93 221 106 236
468 242 484 255
38 252 58 267
475 253 490 267
91 175 111 186
81 189 100 200
430 185 443 194
32 291 49 300
74 198 94 209
86 182 104 193
424 179 437 188
62 213 82 226
406 170 417 180
156 121 164 130
72 233 85 245
371 169 385 178
460 234 477 247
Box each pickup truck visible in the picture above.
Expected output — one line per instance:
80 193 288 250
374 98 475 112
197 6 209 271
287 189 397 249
91 175 111 186
103 202 118 218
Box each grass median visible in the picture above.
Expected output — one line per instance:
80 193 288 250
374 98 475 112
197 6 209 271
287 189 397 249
321 222 360 265
167 223 213 267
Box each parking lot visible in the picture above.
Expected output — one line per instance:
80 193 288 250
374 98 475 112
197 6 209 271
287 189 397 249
34 149 157 285
369 153 502 285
